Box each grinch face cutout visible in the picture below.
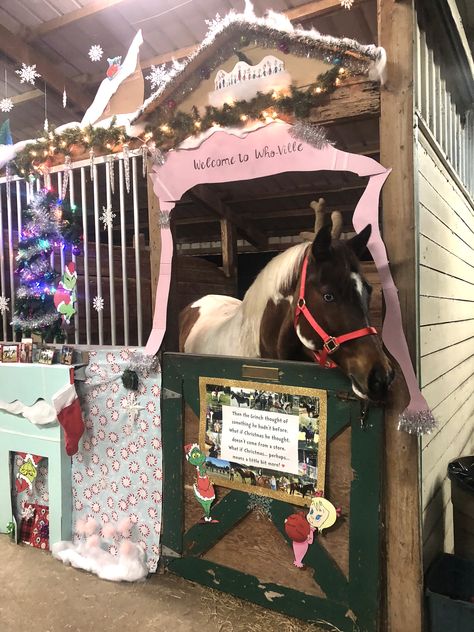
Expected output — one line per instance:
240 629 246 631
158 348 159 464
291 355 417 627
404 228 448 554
15 453 44 493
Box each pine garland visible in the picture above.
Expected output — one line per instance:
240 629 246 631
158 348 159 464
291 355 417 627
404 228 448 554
11 67 342 176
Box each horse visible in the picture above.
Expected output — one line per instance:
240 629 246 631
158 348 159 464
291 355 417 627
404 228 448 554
233 466 257 485
230 391 250 407
179 206 394 402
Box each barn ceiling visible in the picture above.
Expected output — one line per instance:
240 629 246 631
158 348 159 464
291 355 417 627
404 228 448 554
0 0 378 142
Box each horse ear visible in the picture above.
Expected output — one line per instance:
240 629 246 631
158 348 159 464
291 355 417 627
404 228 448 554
311 223 332 261
347 224 372 259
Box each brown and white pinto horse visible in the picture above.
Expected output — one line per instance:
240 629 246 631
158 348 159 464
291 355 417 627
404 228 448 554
179 213 394 402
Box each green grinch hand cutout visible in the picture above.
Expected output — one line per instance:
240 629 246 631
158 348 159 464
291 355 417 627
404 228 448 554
184 443 218 524
54 261 77 324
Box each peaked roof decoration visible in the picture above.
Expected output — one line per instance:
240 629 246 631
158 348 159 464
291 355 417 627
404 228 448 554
133 3 386 123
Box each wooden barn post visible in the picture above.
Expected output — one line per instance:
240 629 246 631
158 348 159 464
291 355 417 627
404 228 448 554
147 162 162 308
378 1 423 631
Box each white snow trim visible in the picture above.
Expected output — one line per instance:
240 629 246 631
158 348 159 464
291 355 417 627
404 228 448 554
52 382 77 413
52 540 148 582
0 398 58 425
81 30 144 127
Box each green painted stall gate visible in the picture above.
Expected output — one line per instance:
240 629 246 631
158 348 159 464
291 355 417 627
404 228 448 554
161 353 383 631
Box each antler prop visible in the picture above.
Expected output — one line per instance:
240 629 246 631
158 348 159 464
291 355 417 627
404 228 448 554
298 198 344 242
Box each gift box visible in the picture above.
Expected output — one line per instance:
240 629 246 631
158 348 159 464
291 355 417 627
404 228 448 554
19 503 49 550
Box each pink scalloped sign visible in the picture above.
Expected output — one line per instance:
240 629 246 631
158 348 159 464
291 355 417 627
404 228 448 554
145 121 434 433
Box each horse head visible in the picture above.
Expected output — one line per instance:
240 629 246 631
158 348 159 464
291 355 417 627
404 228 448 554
294 211 394 403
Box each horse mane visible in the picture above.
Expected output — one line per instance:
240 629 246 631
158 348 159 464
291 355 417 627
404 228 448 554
239 242 309 354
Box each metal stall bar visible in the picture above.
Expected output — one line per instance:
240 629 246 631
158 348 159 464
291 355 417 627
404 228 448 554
0 187 7 341
93 163 104 345
6 179 15 341
119 160 129 346
131 157 142 346
69 169 80 344
80 167 91 345
105 160 116 345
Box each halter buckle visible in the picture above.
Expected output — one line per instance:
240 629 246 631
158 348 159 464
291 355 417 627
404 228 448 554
297 297 306 309
323 337 339 354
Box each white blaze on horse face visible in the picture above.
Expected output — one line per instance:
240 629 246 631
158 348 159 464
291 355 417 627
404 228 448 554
296 324 316 351
350 272 364 297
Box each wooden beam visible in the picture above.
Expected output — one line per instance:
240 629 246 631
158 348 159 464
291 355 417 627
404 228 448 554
146 163 162 310
0 24 90 113
29 0 130 39
308 79 380 125
378 1 423 632
189 185 267 250
11 89 43 105
220 218 237 278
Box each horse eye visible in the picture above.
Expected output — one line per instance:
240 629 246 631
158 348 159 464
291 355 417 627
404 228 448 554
323 293 335 303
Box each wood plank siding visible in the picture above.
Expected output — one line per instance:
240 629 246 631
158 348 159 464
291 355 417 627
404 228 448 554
417 131 474 568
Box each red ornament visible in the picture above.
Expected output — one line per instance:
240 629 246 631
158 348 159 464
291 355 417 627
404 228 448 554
167 99 177 111
284 512 311 543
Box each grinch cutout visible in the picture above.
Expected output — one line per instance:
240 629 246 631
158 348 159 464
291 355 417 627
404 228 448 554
15 453 44 493
285 495 340 568
184 443 218 524
54 262 77 324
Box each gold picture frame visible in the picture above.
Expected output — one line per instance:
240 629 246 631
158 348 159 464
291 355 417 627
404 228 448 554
199 377 327 507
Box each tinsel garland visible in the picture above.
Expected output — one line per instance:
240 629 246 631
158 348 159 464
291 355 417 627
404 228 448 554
289 121 334 149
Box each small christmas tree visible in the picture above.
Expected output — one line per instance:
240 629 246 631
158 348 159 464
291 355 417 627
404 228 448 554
12 189 82 341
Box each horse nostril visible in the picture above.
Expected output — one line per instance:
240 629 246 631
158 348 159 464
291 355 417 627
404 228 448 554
368 365 393 400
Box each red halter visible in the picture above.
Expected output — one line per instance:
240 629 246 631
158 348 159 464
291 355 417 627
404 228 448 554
294 256 377 368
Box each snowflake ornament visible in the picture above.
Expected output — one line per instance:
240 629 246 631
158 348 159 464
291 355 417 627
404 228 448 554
340 0 354 8
93 295 104 312
0 98 13 113
0 295 10 315
122 391 145 424
89 44 104 62
15 63 41 85
145 64 169 90
100 205 116 229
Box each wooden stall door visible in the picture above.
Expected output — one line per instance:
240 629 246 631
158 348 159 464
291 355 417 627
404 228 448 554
162 353 383 632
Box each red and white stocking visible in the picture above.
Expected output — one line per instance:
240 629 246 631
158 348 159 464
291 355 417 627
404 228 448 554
52 383 85 456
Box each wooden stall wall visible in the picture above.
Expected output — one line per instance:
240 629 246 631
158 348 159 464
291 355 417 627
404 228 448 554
417 130 474 568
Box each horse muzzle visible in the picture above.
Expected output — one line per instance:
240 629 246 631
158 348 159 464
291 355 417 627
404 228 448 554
350 363 395 403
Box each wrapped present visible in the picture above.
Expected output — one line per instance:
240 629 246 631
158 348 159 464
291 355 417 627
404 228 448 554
19 503 49 550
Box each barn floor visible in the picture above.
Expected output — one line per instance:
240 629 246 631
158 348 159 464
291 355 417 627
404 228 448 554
0 537 325 632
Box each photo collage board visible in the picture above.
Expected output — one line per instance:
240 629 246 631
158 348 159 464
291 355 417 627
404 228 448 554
199 377 327 507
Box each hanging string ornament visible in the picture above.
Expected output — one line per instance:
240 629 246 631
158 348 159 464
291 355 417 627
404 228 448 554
107 155 115 193
1 69 13 113
89 148 95 180
142 145 148 178
43 83 48 132
62 88 67 109
61 155 72 199
123 143 130 193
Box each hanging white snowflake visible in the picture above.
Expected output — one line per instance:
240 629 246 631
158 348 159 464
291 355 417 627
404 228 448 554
93 295 104 312
100 205 116 229
0 98 13 113
15 63 41 85
340 0 354 8
121 391 145 424
88 44 104 62
145 64 169 90
0 295 10 315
